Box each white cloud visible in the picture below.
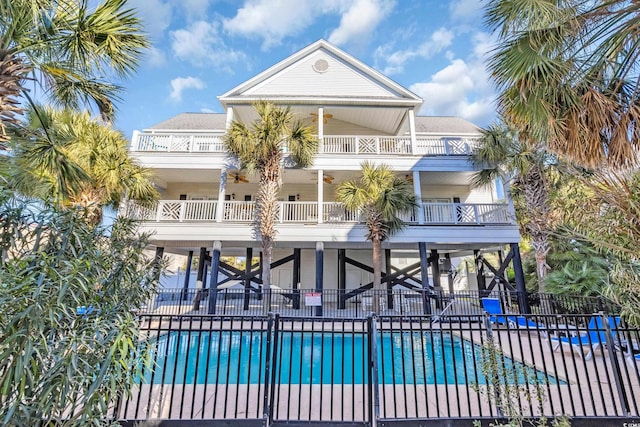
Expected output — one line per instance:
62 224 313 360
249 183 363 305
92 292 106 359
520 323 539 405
223 0 394 49
223 0 319 49
328 0 395 46
171 21 246 69
410 54 495 126
170 76 206 102
146 46 166 67
375 27 454 75
449 0 482 22
130 0 173 39
178 0 211 19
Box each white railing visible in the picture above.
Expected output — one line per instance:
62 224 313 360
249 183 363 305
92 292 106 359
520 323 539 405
133 132 226 152
123 200 511 225
278 202 318 222
132 131 479 156
322 202 361 222
422 203 510 224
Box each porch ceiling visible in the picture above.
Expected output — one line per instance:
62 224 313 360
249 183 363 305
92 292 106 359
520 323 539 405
150 169 475 188
232 104 409 135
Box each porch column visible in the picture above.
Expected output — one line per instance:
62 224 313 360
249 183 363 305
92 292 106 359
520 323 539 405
474 250 485 294
215 168 227 222
419 242 432 314
317 169 324 224
207 241 221 314
293 248 301 309
338 249 346 309
431 249 442 309
315 242 324 317
225 106 234 129
243 247 253 311
444 253 454 294
181 250 193 300
413 170 424 224
192 247 207 310
385 249 393 310
317 107 324 139
511 243 530 314
408 108 417 155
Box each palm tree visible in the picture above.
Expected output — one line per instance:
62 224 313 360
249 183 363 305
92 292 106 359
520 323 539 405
6 105 158 224
472 123 558 292
0 0 148 147
485 0 640 168
336 162 417 313
224 101 318 303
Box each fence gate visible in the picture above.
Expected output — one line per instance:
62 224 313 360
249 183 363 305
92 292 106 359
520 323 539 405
268 315 374 426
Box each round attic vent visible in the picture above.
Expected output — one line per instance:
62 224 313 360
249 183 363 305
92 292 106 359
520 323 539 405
312 59 329 73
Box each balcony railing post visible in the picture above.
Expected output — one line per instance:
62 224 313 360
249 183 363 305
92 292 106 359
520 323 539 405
375 137 380 154
156 202 162 222
189 135 195 152
444 139 451 155
473 204 479 224
179 201 185 222
131 130 139 151
355 136 359 154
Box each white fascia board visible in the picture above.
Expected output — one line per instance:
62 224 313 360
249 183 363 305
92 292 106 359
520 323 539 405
139 223 521 245
220 96 423 107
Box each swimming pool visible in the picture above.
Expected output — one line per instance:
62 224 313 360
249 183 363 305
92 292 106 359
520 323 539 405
142 330 559 386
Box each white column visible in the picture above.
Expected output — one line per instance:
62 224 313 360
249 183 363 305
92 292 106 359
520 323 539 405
413 170 424 224
408 109 417 155
318 107 324 139
225 107 234 129
131 130 140 151
215 168 227 222
318 107 324 154
317 169 324 224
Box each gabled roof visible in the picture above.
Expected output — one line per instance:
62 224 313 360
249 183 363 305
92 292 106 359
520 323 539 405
415 117 480 134
146 113 226 131
219 39 422 107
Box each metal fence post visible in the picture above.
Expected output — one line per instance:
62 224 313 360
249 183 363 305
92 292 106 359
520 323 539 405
367 315 380 427
263 313 278 424
601 312 630 416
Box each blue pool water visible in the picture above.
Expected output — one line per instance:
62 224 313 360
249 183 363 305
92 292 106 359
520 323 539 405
143 331 558 385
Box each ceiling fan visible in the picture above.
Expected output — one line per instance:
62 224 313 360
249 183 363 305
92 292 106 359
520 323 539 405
312 174 335 184
310 112 333 124
233 173 249 184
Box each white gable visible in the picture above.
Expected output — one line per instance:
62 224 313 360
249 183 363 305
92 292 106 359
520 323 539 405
245 48 400 98
220 40 421 105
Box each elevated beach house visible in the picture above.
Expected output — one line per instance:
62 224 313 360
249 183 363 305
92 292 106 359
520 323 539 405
125 39 525 315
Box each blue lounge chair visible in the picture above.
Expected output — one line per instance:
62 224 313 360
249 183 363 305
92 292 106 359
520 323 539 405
550 316 619 360
481 297 546 332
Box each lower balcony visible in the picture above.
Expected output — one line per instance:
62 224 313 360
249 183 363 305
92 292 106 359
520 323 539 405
123 200 512 226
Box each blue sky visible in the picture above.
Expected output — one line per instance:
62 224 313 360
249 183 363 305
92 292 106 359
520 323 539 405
118 0 496 139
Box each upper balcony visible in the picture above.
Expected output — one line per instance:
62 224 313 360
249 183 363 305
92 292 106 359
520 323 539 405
124 200 511 226
130 132 478 157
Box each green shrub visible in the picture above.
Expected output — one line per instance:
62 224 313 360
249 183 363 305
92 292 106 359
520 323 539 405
0 194 161 426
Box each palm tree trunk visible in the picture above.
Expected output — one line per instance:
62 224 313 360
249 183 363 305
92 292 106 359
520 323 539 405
0 50 29 148
261 238 272 315
372 238 383 314
531 236 550 293
256 167 281 314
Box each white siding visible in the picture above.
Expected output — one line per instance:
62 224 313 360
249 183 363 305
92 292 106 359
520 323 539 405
246 50 401 98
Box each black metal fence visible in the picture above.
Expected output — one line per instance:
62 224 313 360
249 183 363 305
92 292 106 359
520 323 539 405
143 288 620 318
119 312 640 426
